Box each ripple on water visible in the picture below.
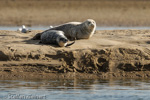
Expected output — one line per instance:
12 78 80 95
0 79 150 100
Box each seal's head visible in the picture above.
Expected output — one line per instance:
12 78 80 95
58 38 68 47
84 19 96 30
78 19 96 39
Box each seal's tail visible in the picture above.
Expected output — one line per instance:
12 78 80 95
31 33 42 40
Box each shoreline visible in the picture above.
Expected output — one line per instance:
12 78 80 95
0 72 150 80
0 26 150 32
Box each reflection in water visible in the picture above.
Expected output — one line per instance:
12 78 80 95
0 78 150 100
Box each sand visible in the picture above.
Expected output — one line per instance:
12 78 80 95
0 0 150 26
0 30 150 79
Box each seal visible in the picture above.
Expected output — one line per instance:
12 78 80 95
40 30 75 47
32 19 96 40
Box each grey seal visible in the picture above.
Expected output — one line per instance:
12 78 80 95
32 19 96 40
40 30 75 47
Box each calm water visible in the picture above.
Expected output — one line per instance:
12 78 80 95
0 26 150 31
0 79 150 100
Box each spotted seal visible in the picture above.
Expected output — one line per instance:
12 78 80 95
40 30 75 47
32 19 96 40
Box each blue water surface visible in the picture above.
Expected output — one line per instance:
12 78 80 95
0 79 150 100
0 26 150 31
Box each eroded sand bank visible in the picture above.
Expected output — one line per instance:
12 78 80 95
0 30 150 79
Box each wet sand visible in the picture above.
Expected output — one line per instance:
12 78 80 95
0 30 150 79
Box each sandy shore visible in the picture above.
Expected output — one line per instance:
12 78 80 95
0 0 150 26
0 30 150 79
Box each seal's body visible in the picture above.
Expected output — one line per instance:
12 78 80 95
32 19 96 40
40 30 74 47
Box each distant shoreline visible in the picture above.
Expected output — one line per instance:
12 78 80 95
0 0 150 26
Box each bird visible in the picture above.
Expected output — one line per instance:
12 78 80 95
18 25 31 33
49 25 53 29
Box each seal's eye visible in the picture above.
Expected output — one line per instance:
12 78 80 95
60 38 68 43
64 39 68 42
88 22 91 25
60 38 64 41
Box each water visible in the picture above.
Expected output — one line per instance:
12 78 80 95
96 26 150 30
0 26 50 31
0 26 150 31
0 79 150 100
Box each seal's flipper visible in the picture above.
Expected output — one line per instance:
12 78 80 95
65 40 75 47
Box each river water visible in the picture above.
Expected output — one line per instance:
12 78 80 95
0 79 150 100
0 26 150 31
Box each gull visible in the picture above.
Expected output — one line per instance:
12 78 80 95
18 25 31 33
49 25 53 29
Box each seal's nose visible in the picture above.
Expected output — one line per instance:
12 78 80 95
90 24 94 28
